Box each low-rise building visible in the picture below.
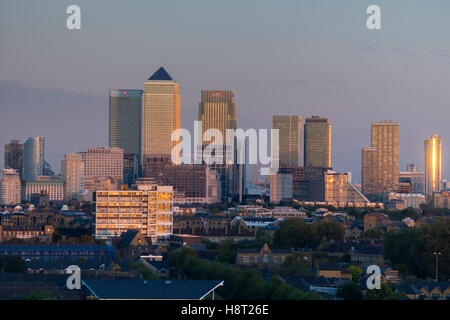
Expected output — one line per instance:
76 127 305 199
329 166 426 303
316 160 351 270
236 243 292 268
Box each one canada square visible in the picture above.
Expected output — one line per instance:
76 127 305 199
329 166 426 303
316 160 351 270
141 67 181 172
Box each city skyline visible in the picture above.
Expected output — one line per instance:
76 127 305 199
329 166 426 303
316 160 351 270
1 0 449 183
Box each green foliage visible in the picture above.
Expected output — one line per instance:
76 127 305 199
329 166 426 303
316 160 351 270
336 281 363 300
21 290 55 300
348 265 363 283
128 261 159 280
361 228 383 240
383 219 450 280
364 283 403 300
273 219 344 249
311 220 345 242
255 229 272 248
278 252 310 276
0 255 26 273
168 248 320 300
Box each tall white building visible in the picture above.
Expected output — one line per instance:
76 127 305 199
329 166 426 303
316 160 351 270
61 153 85 200
0 169 21 205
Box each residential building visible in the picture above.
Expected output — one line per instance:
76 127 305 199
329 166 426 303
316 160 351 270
363 212 390 232
236 243 293 268
385 193 426 209
23 179 65 202
433 191 450 209
270 173 293 203
324 171 369 204
361 121 399 199
0 169 21 205
94 185 173 241
61 153 84 200
316 263 352 280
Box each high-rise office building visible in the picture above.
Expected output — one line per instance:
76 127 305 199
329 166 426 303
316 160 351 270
272 115 302 167
109 89 143 155
0 168 21 205
23 137 45 181
4 140 23 178
304 116 331 168
361 121 399 198
198 90 241 202
94 185 173 241
424 135 442 196
80 147 124 179
61 153 85 200
141 67 180 170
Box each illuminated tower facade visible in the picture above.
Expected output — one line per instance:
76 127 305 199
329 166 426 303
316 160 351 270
424 135 442 196
361 121 399 199
141 67 180 171
198 90 240 202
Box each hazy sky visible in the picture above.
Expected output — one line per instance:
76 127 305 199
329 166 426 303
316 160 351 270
1 0 449 182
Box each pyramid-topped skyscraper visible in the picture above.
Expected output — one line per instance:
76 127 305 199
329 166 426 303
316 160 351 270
141 67 180 173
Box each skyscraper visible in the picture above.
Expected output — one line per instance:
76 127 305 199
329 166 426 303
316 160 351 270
141 67 180 170
361 121 399 198
109 89 143 155
0 168 21 205
4 140 23 177
198 90 238 202
424 135 442 196
304 116 331 168
361 146 377 196
23 137 45 181
272 115 302 166
61 153 84 200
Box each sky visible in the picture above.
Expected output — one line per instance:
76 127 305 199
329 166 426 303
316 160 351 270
0 0 449 183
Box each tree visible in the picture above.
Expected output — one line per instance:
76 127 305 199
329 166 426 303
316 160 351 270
0 255 26 273
364 283 403 300
348 265 363 283
273 219 317 248
280 252 310 276
128 261 158 280
311 221 345 242
336 281 363 300
384 219 450 280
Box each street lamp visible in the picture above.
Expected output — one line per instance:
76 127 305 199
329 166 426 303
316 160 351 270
433 251 442 282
